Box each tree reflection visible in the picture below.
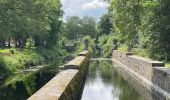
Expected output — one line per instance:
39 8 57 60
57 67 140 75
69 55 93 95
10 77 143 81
83 60 145 100
0 60 62 100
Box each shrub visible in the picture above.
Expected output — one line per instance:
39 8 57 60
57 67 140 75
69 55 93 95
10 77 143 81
98 34 114 57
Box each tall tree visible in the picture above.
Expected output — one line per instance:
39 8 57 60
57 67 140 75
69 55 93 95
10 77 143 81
98 13 113 35
108 0 170 60
63 16 97 40
0 0 63 47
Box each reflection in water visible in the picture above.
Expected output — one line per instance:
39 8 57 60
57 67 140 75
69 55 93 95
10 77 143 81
0 60 63 100
81 60 145 100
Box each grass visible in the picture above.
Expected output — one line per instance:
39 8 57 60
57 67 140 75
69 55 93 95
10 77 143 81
0 47 68 76
118 47 128 52
0 49 11 54
165 61 170 68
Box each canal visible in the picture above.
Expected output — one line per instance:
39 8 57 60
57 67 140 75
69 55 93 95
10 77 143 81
0 59 158 100
81 60 145 100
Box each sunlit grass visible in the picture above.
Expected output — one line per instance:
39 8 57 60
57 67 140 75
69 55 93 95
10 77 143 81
0 49 10 53
118 47 128 52
165 61 170 68
0 47 67 75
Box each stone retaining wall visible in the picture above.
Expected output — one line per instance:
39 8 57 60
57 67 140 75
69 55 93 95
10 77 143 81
112 50 170 99
28 50 90 100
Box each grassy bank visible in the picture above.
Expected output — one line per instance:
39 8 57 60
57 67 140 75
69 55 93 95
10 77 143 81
0 47 68 76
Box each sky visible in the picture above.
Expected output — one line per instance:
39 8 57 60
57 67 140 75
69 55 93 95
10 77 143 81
61 0 109 21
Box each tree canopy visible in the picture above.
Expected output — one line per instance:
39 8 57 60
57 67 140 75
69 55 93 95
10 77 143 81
98 13 113 35
0 0 63 47
107 0 170 60
62 16 97 40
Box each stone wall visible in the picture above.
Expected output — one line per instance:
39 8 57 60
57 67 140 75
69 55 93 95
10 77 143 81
112 50 170 99
28 50 90 100
152 67 170 93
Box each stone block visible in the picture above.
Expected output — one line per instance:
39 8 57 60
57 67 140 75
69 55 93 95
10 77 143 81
78 50 89 56
27 69 79 100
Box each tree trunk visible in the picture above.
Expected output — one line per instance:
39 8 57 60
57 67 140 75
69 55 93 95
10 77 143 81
8 37 10 47
18 36 22 48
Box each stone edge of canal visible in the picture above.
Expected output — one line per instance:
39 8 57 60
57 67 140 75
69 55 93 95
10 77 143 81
112 50 170 100
27 50 90 100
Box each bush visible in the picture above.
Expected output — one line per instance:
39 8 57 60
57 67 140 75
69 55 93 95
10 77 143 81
98 34 114 57
0 46 67 75
74 35 96 55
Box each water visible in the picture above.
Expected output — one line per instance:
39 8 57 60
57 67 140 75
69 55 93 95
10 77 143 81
0 59 64 100
81 60 145 100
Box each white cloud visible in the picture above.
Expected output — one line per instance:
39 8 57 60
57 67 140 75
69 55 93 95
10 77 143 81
82 0 108 10
61 0 108 20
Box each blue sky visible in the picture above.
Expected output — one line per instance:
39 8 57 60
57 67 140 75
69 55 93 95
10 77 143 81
61 0 109 21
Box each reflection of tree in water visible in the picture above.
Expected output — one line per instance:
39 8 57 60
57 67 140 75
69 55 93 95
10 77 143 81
0 61 62 100
86 61 97 83
87 60 113 84
0 72 36 100
87 60 144 100
111 67 144 100
99 60 113 84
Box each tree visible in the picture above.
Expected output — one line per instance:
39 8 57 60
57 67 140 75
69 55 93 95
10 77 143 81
108 0 170 60
138 0 170 60
109 0 141 51
0 0 63 48
64 16 82 39
98 13 113 35
81 16 97 37
63 16 97 40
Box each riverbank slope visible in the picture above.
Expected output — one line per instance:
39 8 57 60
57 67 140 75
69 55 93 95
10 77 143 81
0 47 68 76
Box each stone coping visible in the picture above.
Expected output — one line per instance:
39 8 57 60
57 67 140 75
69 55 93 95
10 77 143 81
114 50 164 67
78 50 89 56
129 55 165 67
64 56 86 69
113 50 134 55
154 67 170 75
27 69 78 100
28 50 90 100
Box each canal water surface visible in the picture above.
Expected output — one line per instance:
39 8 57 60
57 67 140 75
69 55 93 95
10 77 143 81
0 59 64 100
81 60 145 100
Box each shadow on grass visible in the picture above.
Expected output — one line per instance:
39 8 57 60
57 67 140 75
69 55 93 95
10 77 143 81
0 56 11 76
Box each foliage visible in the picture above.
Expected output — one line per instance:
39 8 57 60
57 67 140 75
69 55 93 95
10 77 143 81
118 46 128 52
74 35 96 54
84 35 96 53
133 48 150 58
98 34 114 57
63 16 97 39
0 47 67 75
108 0 170 60
24 37 36 50
98 13 113 35
0 0 63 47
165 62 170 68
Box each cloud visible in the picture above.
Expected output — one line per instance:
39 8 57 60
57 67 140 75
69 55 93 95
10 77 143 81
61 0 108 20
82 0 109 10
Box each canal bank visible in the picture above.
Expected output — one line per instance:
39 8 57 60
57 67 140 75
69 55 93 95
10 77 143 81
28 50 90 100
112 50 170 100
